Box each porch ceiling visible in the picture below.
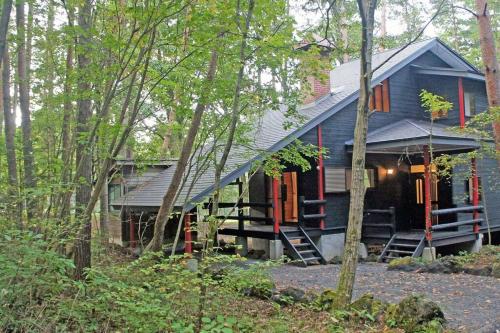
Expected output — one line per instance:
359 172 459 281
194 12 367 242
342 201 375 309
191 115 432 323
345 119 482 154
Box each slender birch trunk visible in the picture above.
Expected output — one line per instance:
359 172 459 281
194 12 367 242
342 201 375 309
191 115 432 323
147 49 219 252
335 0 377 307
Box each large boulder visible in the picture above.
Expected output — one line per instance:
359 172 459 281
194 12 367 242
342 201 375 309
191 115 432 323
386 295 445 332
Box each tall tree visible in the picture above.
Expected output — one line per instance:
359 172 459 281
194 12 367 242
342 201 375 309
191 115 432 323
335 0 377 307
2 46 21 223
16 0 36 219
475 0 500 163
0 0 13 67
73 0 93 279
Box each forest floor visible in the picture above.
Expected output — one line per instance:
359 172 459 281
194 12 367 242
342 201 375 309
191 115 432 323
272 263 500 332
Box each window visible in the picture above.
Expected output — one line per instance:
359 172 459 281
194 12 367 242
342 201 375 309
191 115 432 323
369 79 390 112
464 92 476 117
325 167 376 193
109 184 122 202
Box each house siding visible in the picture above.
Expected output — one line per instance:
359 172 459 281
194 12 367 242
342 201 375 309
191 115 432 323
298 50 499 230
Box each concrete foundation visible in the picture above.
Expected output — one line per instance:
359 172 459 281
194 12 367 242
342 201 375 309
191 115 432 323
186 258 198 272
469 233 483 253
358 242 368 259
251 238 270 257
269 239 284 260
422 247 436 261
235 236 248 256
314 233 345 261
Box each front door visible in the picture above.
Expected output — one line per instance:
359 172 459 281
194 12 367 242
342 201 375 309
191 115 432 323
282 172 298 223
409 165 439 229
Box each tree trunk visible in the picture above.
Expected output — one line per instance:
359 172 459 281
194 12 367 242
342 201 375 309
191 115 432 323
73 0 93 280
209 0 255 250
475 0 500 164
59 8 75 222
99 174 109 242
2 47 21 224
335 0 377 307
16 0 36 219
0 0 12 68
147 49 219 252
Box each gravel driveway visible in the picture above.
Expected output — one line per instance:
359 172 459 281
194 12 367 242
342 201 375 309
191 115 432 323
271 263 500 332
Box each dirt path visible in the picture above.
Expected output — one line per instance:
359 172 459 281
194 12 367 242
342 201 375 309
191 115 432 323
271 263 500 332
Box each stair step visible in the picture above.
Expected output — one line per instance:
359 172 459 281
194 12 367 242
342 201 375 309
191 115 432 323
304 256 322 261
391 243 418 248
387 249 414 254
298 249 316 255
287 236 305 240
294 243 312 248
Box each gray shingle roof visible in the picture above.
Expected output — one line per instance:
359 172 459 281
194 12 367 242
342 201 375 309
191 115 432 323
111 38 481 210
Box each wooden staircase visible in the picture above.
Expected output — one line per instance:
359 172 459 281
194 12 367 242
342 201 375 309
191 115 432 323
279 226 327 267
378 233 426 262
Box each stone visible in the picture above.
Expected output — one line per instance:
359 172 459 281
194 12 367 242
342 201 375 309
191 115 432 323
278 287 313 304
387 256 423 272
492 262 500 278
349 293 388 316
328 256 342 264
386 295 445 332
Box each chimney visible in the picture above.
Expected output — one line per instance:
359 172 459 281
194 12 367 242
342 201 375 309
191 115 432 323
298 35 333 104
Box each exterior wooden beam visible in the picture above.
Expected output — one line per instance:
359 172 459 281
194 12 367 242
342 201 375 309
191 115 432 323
272 177 280 234
423 145 432 241
317 125 325 230
458 77 465 128
471 158 480 234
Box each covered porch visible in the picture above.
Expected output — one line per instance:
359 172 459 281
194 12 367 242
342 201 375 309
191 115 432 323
345 119 484 260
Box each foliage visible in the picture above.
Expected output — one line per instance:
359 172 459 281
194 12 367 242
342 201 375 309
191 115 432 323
262 140 327 178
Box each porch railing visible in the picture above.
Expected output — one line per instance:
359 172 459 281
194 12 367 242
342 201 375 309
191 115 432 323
298 196 327 229
430 205 483 236
362 207 396 239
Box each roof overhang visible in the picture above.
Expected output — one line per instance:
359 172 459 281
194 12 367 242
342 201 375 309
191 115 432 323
411 65 485 81
345 136 481 155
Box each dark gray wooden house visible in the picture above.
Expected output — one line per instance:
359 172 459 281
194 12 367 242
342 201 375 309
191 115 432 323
111 38 499 264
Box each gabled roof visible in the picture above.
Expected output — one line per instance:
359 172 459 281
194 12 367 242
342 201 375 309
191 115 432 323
345 119 482 154
112 38 484 210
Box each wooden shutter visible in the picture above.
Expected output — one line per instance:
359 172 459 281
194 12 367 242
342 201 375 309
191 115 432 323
382 79 390 112
374 85 383 111
325 167 346 193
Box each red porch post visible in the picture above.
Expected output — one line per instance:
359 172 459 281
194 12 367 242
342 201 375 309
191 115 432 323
458 77 465 128
471 158 480 234
272 177 280 235
317 125 325 230
184 213 192 255
423 145 432 241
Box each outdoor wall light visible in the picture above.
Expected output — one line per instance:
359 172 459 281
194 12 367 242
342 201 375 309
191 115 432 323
387 168 395 175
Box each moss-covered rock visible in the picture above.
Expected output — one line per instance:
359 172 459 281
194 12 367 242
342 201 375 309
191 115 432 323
386 295 445 332
492 262 500 278
387 256 424 272
349 293 388 319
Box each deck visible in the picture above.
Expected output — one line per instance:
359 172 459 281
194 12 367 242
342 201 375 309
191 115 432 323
218 222 345 240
